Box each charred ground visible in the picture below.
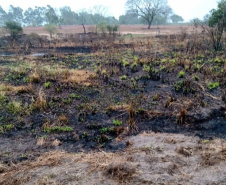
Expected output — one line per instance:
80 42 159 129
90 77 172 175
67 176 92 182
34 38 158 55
0 29 225 169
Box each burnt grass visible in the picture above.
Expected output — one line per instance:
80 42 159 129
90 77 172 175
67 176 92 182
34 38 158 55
0 32 225 165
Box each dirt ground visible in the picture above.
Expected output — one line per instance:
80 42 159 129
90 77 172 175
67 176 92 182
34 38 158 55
0 132 226 185
17 25 196 37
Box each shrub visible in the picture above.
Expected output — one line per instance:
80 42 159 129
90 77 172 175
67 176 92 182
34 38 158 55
107 25 119 35
7 101 22 115
4 21 23 39
178 71 185 78
44 24 57 38
44 81 51 88
97 22 107 34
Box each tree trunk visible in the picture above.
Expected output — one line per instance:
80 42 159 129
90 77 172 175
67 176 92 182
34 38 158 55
148 23 151 29
82 24 86 34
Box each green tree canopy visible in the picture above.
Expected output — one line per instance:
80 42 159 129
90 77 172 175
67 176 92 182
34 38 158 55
208 0 226 29
171 14 184 23
4 21 23 39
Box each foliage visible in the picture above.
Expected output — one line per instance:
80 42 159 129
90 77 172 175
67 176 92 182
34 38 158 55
171 14 184 23
44 126 73 133
97 22 107 34
178 71 185 78
44 24 57 38
6 101 22 115
113 119 122 126
126 0 170 29
45 5 60 25
44 81 52 88
106 24 119 35
207 82 219 90
4 21 23 39
208 0 226 28
201 0 226 51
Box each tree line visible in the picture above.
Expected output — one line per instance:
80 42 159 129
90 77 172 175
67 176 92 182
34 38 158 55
0 3 184 28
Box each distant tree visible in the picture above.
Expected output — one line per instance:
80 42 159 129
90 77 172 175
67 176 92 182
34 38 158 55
119 12 140 24
4 21 23 39
76 11 91 34
23 6 47 26
106 24 119 35
0 6 8 26
45 5 59 25
23 8 36 26
90 5 108 33
153 14 165 25
162 6 173 25
44 24 57 38
105 16 119 25
126 0 169 29
8 5 24 24
171 14 184 23
97 22 107 34
60 6 77 25
34 6 47 26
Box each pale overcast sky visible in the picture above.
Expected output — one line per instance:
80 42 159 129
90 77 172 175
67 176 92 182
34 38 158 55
1 0 218 22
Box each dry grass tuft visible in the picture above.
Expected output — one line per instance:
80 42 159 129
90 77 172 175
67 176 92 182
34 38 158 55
28 68 41 83
52 139 61 146
15 84 34 94
62 70 95 85
58 115 69 125
202 148 226 166
0 83 33 94
176 146 192 157
177 109 187 124
105 162 136 181
33 88 47 111
36 137 46 146
128 104 137 132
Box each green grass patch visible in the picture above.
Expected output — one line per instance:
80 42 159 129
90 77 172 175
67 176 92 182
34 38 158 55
207 82 219 90
44 126 73 133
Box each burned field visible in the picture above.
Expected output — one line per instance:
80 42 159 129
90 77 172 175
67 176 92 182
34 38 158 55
0 29 225 175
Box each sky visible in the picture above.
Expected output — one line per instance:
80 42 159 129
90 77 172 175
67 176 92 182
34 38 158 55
1 0 218 22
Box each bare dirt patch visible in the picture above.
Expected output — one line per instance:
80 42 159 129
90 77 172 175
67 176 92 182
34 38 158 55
1 133 225 185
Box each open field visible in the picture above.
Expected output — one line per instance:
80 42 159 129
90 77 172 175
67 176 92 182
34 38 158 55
0 25 225 184
0 25 198 38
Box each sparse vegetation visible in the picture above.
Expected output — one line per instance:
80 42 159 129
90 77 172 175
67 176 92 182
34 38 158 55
0 5 226 183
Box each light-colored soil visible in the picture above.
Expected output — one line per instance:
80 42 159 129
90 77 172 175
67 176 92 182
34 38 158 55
1 132 225 185
15 25 198 37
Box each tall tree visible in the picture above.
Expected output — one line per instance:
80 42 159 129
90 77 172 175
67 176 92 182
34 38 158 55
23 8 35 26
23 6 46 26
208 0 226 29
0 6 8 26
8 5 24 24
34 6 47 26
60 6 77 25
119 12 140 24
45 5 59 25
90 5 108 32
126 0 169 29
171 14 184 23
76 11 91 34
162 6 172 25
